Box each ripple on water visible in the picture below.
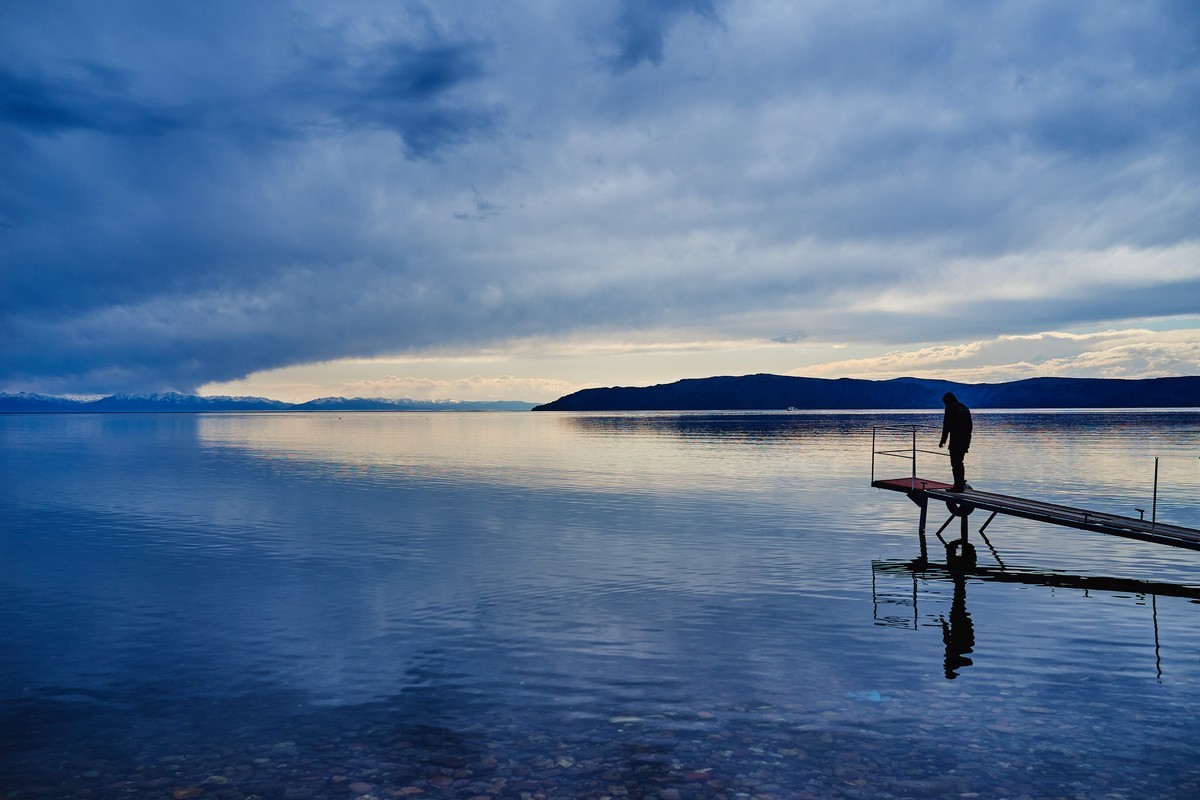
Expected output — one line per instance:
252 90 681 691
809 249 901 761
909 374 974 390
2 411 1200 798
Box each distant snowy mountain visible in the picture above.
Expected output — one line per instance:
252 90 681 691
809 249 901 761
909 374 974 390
0 392 82 411
292 396 534 411
0 392 536 413
85 392 293 412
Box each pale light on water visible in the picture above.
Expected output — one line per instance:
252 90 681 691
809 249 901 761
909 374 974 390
2 411 1200 798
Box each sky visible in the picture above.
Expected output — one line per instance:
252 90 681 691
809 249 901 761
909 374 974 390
2 1 1199 403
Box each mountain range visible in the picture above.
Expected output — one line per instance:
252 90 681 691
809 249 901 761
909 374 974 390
6 375 1200 414
0 392 536 413
532 374 1200 411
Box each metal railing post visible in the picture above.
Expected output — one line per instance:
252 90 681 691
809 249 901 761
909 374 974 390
871 427 877 485
911 429 916 481
1152 457 1159 529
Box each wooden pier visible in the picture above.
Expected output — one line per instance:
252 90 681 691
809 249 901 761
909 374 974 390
873 476 1200 553
869 424 1200 564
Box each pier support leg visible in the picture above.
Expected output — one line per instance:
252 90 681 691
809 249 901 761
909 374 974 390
917 497 928 564
947 511 977 570
908 492 929 565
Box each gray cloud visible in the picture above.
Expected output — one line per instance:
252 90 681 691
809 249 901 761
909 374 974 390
601 0 723 72
0 64 187 136
290 40 499 157
2 1 1198 394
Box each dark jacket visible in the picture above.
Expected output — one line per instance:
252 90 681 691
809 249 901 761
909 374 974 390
940 398 972 452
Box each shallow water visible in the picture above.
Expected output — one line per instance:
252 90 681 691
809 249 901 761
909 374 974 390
2 410 1200 799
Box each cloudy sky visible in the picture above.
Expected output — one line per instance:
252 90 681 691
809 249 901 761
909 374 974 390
3 1 1199 402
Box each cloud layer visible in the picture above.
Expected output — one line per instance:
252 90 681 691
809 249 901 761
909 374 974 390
3 1 1199 394
800 327 1200 382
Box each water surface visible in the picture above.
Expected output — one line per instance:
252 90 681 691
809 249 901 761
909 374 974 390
2 411 1199 798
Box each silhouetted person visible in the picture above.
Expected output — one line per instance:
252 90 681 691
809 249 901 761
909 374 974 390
939 392 972 492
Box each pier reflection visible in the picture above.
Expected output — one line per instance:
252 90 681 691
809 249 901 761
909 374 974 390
871 557 1200 680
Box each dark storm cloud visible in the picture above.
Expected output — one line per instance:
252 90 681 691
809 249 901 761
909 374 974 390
0 20 496 149
288 40 498 157
0 13 499 322
602 0 722 72
2 1 1199 394
0 65 186 137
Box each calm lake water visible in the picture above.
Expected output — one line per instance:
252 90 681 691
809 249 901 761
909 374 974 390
2 410 1200 799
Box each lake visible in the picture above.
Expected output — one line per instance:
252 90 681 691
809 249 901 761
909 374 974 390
2 410 1200 799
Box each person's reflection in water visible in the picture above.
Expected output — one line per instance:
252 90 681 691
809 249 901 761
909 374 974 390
940 571 975 679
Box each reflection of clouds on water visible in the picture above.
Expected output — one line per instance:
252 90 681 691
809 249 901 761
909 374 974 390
4 409 1200 796
7 413 882 705
195 410 886 501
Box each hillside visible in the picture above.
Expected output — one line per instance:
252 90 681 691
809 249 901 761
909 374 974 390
532 375 1200 411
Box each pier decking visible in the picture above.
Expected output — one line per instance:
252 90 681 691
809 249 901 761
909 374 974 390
872 476 1200 552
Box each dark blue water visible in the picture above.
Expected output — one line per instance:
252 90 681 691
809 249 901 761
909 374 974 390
2 411 1199 799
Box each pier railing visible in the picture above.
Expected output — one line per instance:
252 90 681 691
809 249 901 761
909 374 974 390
870 424 948 486
872 424 1200 539
1144 456 1200 527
